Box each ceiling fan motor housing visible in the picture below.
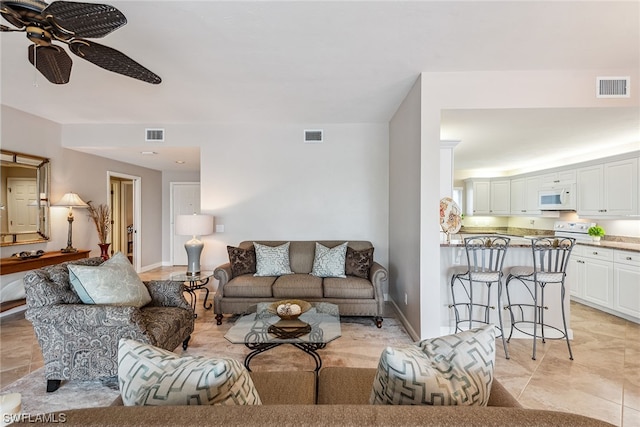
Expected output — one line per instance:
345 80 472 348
26 25 51 45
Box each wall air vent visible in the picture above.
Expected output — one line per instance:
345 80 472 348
145 128 165 142
304 129 323 143
596 77 630 98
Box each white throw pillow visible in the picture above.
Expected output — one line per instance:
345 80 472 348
68 252 151 307
370 325 495 406
253 242 293 276
118 338 262 406
311 242 348 278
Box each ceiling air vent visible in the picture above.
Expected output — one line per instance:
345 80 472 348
145 128 165 142
304 129 323 143
596 77 630 98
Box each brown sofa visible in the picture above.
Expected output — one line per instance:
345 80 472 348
27 367 612 426
214 241 387 327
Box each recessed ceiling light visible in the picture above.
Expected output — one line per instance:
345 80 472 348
140 151 157 155
175 160 185 164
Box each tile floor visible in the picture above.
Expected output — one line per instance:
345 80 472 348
1 265 638 426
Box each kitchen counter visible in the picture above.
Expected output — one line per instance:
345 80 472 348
440 234 640 253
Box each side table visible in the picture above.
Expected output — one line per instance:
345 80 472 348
170 271 213 317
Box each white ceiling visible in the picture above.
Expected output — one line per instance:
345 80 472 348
1 1 639 173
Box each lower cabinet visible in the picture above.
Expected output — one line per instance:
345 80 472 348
613 250 640 319
569 245 639 322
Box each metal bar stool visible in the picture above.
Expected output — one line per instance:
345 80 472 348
449 235 511 358
504 237 576 360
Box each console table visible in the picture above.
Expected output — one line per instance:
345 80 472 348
0 250 90 312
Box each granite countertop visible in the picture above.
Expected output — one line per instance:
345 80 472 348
440 233 640 253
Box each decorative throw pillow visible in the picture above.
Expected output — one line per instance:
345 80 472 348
253 242 293 277
311 242 348 278
370 325 495 406
68 252 151 307
227 246 256 276
345 246 374 279
118 338 262 406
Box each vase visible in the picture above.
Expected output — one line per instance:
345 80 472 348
591 236 601 242
98 243 111 260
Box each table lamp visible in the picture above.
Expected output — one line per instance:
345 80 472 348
175 214 214 276
53 192 88 253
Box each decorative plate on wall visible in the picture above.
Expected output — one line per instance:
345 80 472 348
440 197 462 235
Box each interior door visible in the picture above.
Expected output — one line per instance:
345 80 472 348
108 173 139 269
171 183 201 265
7 178 37 233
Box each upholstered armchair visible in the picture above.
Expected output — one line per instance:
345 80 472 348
24 257 195 392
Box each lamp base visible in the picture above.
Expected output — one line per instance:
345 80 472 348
184 238 204 277
61 247 78 253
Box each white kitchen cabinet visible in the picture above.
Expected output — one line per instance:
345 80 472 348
510 176 541 215
567 246 586 299
613 250 640 320
572 246 614 309
577 158 638 217
540 169 576 188
490 179 511 215
465 179 510 216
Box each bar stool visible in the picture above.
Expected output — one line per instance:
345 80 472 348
504 237 576 360
449 235 511 358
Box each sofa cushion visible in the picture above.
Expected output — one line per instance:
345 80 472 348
272 274 323 299
345 247 374 279
68 252 152 307
118 339 261 406
227 246 256 277
370 325 495 406
224 275 276 298
254 242 294 277
323 276 374 299
311 242 348 278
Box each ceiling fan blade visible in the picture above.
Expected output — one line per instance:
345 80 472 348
68 40 161 84
43 1 126 38
28 44 72 84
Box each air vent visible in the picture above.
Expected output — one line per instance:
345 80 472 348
145 128 165 142
304 129 323 143
596 77 630 98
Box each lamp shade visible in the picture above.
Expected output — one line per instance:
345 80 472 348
175 214 214 237
53 192 88 208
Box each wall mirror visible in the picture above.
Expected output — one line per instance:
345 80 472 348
1 149 51 246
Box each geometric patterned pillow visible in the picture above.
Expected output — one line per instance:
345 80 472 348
227 245 256 277
345 246 374 279
253 242 293 277
311 242 348 278
370 325 495 406
118 339 262 406
68 252 152 307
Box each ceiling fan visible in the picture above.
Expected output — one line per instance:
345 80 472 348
0 0 161 84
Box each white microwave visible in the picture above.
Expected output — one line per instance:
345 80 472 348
538 184 576 210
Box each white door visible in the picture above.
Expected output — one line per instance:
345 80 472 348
7 178 37 233
171 183 201 265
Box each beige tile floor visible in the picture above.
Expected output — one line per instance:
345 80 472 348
1 265 638 426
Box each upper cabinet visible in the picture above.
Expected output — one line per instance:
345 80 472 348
577 158 638 217
465 178 510 216
540 170 576 188
510 175 541 215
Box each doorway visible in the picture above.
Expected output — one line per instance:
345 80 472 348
170 182 201 266
108 172 141 271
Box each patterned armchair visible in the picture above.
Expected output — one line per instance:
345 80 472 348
24 257 195 392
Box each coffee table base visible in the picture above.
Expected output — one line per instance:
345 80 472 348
244 342 326 372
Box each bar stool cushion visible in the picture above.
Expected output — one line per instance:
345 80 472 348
370 325 495 406
508 267 564 283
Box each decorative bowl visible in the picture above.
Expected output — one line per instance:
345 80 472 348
268 299 312 320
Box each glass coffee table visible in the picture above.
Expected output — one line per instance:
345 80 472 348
224 302 341 372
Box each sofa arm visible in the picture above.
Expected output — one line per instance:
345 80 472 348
370 262 388 287
214 263 232 287
25 304 146 328
145 280 193 312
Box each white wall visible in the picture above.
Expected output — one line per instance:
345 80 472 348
389 76 422 339
199 123 390 292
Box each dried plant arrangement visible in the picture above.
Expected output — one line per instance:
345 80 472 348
87 202 111 244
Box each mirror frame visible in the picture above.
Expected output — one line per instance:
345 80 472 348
1 149 51 246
